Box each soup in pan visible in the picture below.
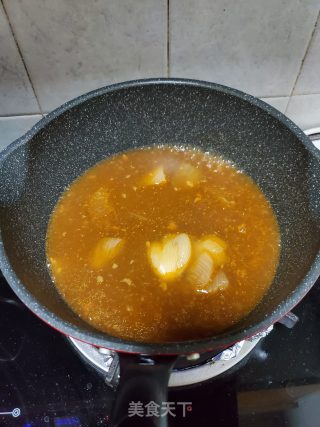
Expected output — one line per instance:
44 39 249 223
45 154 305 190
46 147 280 342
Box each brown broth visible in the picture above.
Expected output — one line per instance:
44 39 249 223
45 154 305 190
46 147 280 342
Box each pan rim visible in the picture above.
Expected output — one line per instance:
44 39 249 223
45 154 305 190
0 77 319 355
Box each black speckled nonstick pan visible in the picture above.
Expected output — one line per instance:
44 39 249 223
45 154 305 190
0 79 319 426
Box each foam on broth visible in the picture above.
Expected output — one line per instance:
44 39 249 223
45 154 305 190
46 147 280 342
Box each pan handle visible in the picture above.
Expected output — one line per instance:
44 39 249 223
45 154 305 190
111 353 177 427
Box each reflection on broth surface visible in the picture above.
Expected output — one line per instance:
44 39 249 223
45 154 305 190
46 147 280 342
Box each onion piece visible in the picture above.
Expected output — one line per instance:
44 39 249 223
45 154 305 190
197 235 227 267
171 163 201 188
186 251 214 288
148 233 192 281
90 237 124 269
143 166 167 186
206 270 229 293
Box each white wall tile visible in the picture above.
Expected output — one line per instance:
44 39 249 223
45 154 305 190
260 97 289 114
286 94 320 130
0 2 39 115
4 0 167 112
294 15 320 95
170 0 320 97
0 115 42 150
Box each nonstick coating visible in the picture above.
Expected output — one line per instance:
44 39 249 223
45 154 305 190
0 79 319 355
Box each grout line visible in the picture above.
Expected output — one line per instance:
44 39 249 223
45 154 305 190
0 113 44 119
166 0 170 77
258 93 320 99
258 95 289 99
282 97 290 114
1 0 43 114
285 10 320 114
281 92 320 98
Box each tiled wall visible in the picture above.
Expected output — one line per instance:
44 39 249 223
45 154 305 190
1 0 320 149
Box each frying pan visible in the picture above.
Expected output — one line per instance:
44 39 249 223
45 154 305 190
0 78 319 426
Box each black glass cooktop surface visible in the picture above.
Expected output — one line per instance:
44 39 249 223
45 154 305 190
1 270 320 427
